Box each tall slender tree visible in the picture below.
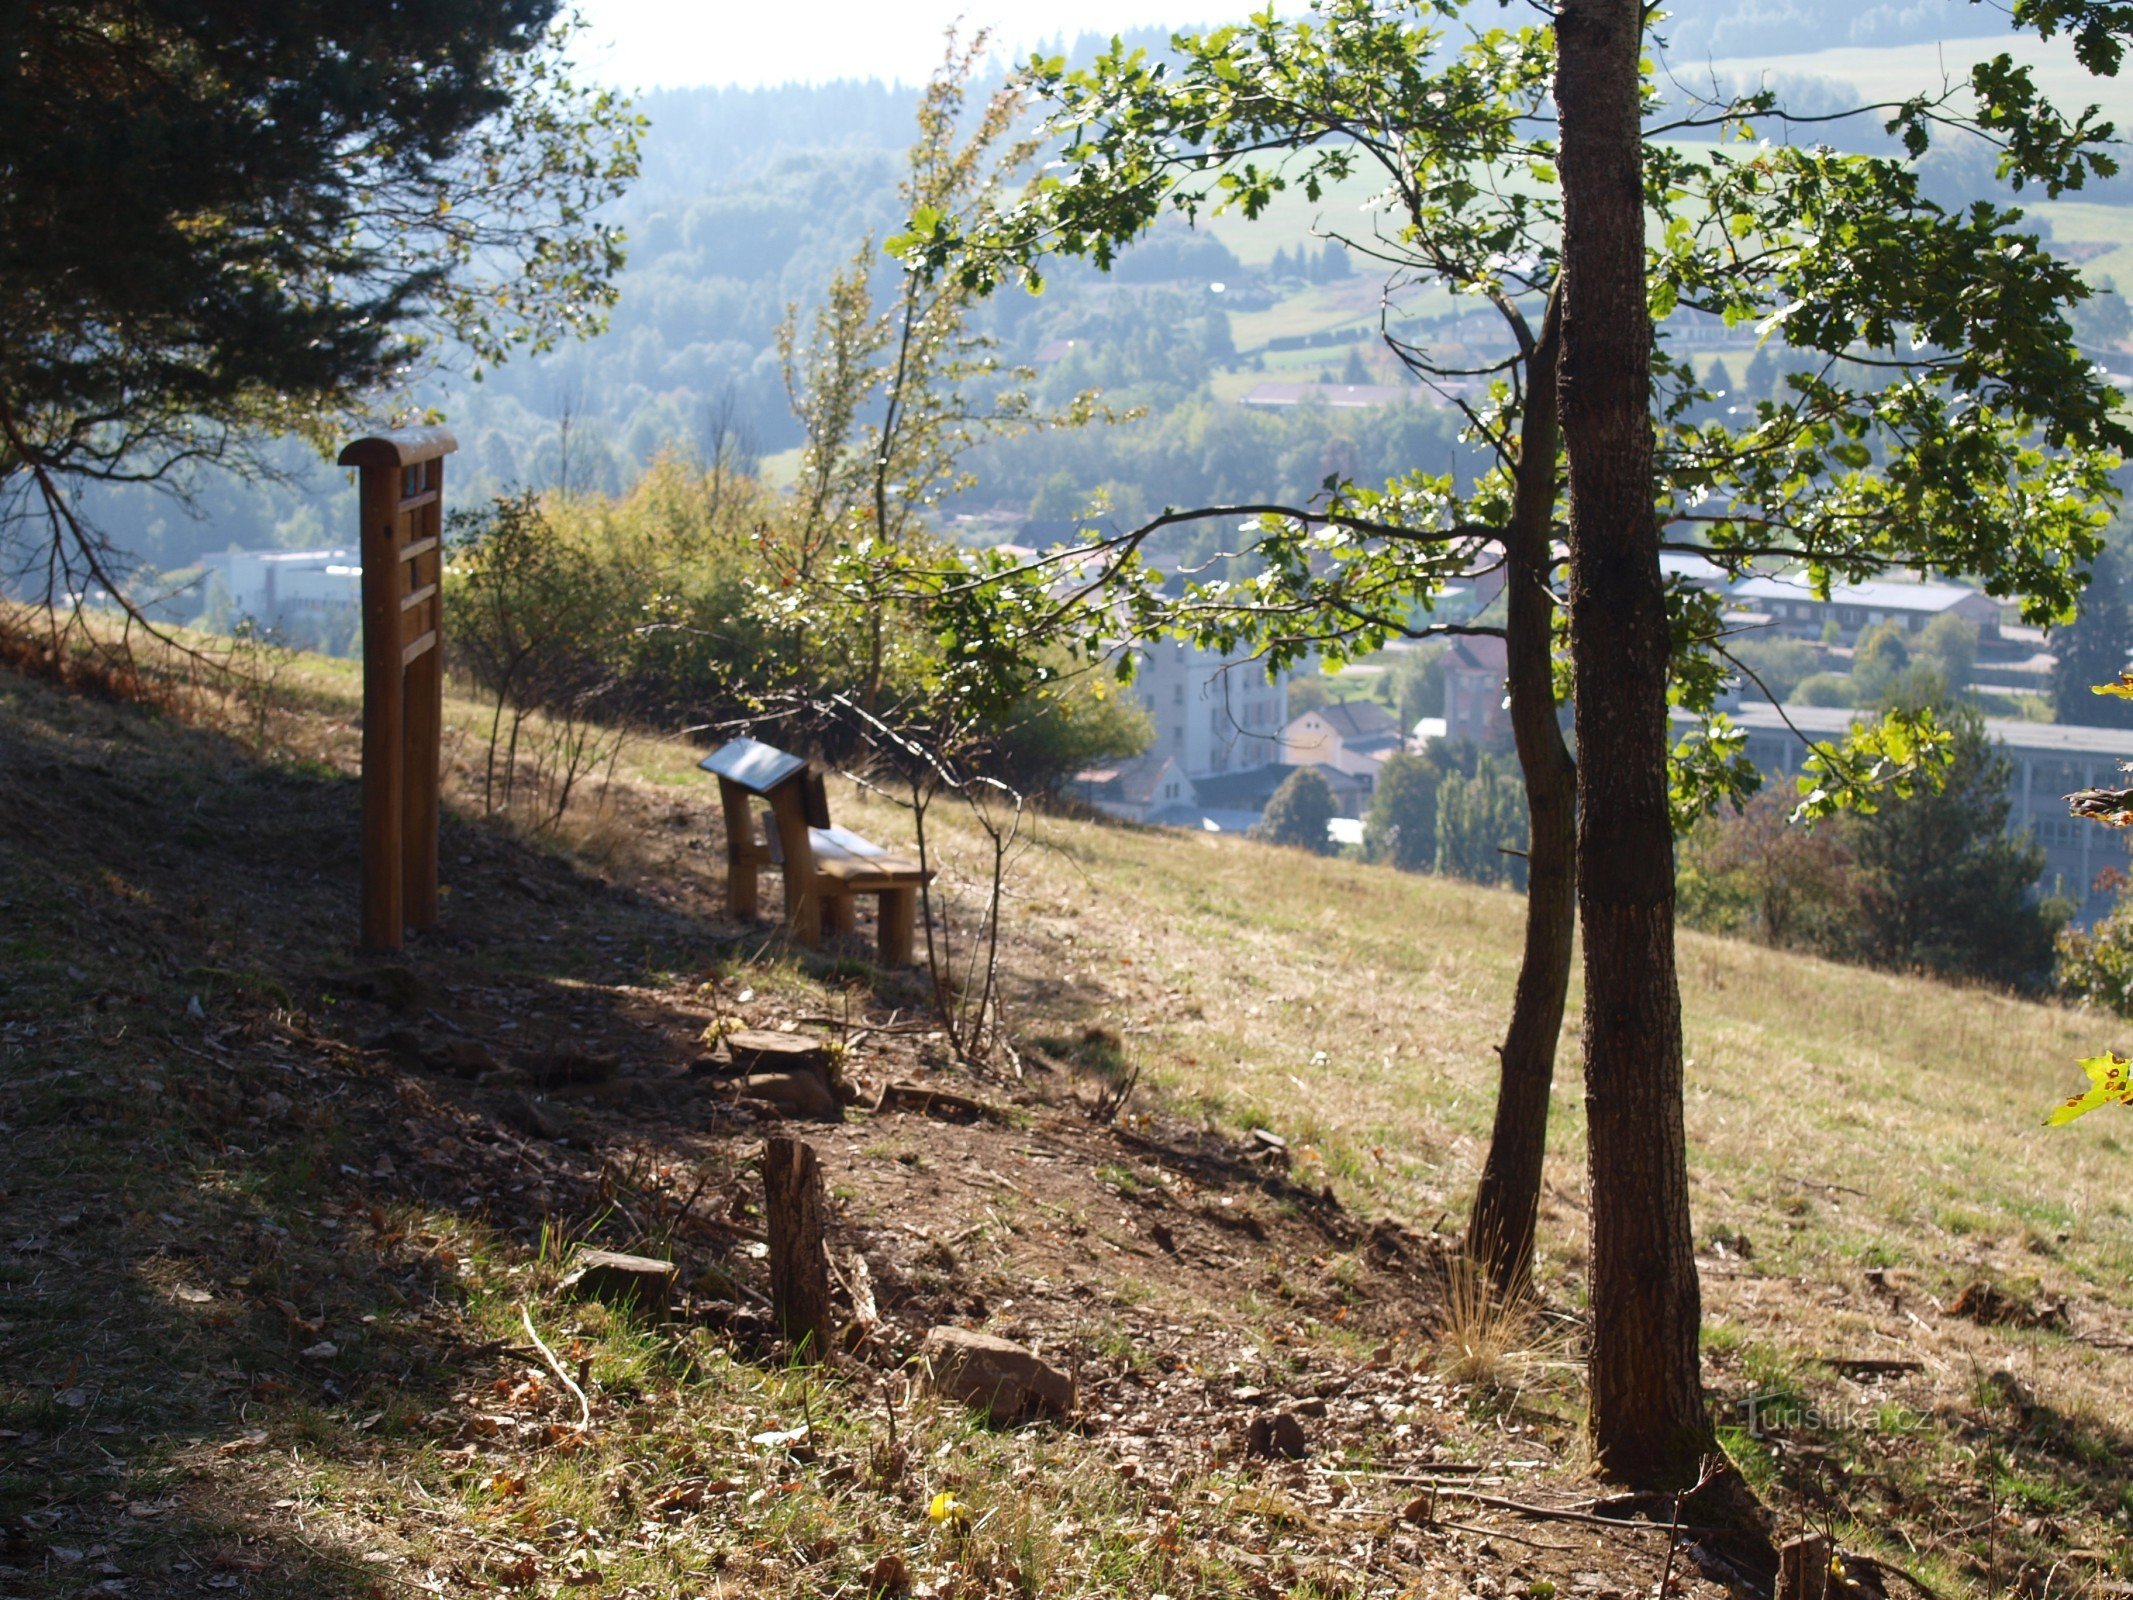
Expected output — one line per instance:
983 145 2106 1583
1555 0 1711 1485
902 0 2130 1484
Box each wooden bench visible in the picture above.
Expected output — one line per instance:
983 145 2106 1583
700 737 933 965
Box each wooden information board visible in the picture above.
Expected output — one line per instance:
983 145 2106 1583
338 427 458 952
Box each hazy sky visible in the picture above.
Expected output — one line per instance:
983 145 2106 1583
568 0 1230 90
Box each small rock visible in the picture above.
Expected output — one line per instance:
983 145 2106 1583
559 1249 678 1313
1290 1396 1328 1419
920 1326 1075 1423
432 1040 500 1078
497 1093 567 1142
1245 1411 1308 1459
299 1341 338 1360
740 1070 842 1121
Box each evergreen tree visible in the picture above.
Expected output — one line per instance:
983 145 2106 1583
2053 545 2133 726
1435 754 1530 889
1322 239 1353 278
1342 346 1371 385
1849 706 2064 985
1256 766 1338 852
1743 346 1778 402
1363 738 1477 869
2 0 639 593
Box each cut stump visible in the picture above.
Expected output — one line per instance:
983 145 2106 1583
724 1029 830 1075
559 1249 677 1313
763 1135 834 1359
1778 1533 1834 1600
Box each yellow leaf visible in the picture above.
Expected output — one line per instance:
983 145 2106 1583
928 1491 968 1524
2093 673 2133 701
2045 1051 2133 1125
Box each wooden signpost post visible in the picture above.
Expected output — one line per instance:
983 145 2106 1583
339 427 457 953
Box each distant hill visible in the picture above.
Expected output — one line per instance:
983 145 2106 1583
1653 0 2008 61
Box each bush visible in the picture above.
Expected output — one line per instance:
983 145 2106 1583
1915 613 1979 692
1852 621 1912 703
1677 789 1859 950
2057 875 2133 1015
1794 671 1856 707
1365 738 1480 871
1256 767 1338 853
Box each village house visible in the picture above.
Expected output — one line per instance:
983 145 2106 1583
1441 634 1512 747
1280 699 1403 778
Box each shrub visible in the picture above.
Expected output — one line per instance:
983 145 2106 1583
1844 706 2068 986
1794 671 1856 707
1256 767 1338 853
2057 872 2133 1015
1676 789 1859 950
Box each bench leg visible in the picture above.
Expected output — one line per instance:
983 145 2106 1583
728 854 759 921
785 869 821 946
822 890 855 938
877 887 917 967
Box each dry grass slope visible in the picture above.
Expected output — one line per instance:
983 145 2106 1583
1 643 2129 1599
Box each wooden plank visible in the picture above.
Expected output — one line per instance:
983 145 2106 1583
811 824 887 858
357 464 406 952
401 458 444 932
401 629 437 666
398 536 440 562
814 856 931 890
879 886 918 966
392 487 441 513
767 783 819 943
699 737 806 796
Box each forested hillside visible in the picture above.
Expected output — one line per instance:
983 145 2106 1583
55 2 2115 593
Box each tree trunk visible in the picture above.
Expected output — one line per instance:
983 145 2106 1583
1467 293 1578 1298
763 1135 835 1359
1555 0 1716 1486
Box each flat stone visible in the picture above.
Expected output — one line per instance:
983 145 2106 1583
741 1069 842 1121
724 1029 830 1074
560 1249 677 1312
920 1327 1075 1423
1245 1411 1308 1459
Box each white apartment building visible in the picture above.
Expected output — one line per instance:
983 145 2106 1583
1128 637 1289 778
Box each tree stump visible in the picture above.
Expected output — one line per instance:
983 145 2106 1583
762 1135 834 1359
1778 1533 1834 1600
